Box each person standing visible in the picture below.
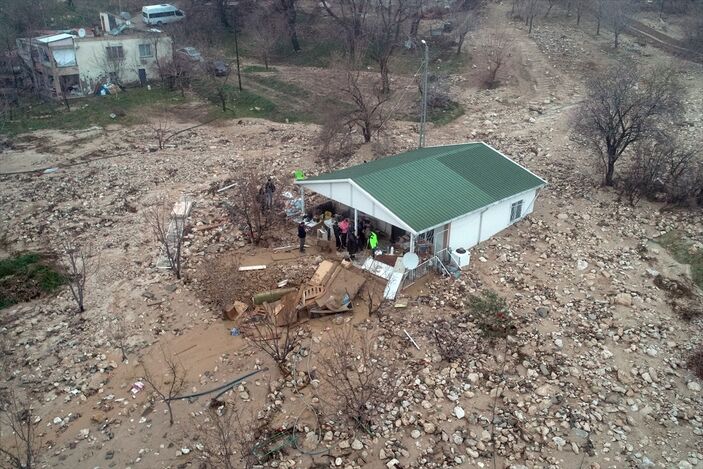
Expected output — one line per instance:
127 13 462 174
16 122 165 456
332 219 342 251
264 177 276 209
339 218 349 249
347 230 358 260
368 230 378 257
298 221 306 253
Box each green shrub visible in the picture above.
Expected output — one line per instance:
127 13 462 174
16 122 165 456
466 290 515 339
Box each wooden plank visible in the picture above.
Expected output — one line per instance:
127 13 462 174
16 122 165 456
309 261 336 286
239 265 267 271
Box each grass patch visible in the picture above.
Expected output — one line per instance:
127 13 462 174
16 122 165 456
195 83 315 123
657 231 703 290
428 100 464 126
247 75 310 98
0 253 65 309
3 86 187 136
242 65 276 73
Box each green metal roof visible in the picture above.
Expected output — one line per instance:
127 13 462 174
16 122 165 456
303 142 546 233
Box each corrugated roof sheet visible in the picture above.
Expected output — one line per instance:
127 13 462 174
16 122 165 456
303 142 546 232
36 33 74 43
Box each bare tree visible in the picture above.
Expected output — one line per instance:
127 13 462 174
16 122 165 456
247 311 302 376
110 314 132 363
0 389 40 469
574 0 584 25
141 347 186 426
317 326 397 431
250 11 282 71
321 0 372 57
452 2 482 56
224 173 279 246
194 403 259 469
143 197 187 279
620 137 702 206
60 240 95 314
152 119 172 150
594 0 605 35
366 0 413 95
277 0 302 52
481 31 512 88
606 0 631 48
574 63 683 186
525 0 540 33
335 61 390 143
317 107 357 170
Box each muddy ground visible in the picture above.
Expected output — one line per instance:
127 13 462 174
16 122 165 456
1 2 702 469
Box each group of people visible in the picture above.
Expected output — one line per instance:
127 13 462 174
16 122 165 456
298 215 378 257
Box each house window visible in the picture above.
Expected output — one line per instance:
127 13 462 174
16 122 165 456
106 45 124 61
510 200 523 222
139 44 152 58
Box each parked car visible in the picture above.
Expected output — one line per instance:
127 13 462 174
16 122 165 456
176 47 203 63
208 60 230 76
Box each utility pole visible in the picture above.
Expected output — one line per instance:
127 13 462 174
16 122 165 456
233 24 242 91
419 40 429 148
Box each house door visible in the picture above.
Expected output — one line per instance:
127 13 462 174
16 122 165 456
138 68 147 86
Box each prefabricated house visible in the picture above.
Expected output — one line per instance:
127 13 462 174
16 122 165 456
295 142 546 272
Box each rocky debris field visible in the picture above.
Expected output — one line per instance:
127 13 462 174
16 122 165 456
1 5 702 469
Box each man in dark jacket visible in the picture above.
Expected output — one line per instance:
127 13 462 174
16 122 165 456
298 222 306 253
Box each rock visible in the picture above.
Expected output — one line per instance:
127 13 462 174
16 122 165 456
454 406 465 419
379 448 387 460
536 307 549 317
324 431 333 441
536 384 555 397
335 457 343 466
180 447 191 455
480 430 491 442
78 428 90 440
339 440 350 449
411 429 421 439
678 461 692 469
577 259 588 270
557 213 569 220
468 373 479 384
351 439 363 450
554 338 563 348
423 422 436 434
552 436 566 449
614 293 632 306
386 458 400 468
687 381 701 392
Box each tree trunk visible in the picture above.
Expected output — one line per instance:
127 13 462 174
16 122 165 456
234 27 242 91
281 0 301 52
456 33 466 55
529 15 534 33
576 5 581 25
380 60 390 95
362 124 371 142
596 16 601 35
166 401 174 426
614 29 619 48
605 156 616 186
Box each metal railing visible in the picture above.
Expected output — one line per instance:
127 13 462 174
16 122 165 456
401 248 451 289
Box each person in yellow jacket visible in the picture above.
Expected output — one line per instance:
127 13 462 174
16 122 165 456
368 231 378 257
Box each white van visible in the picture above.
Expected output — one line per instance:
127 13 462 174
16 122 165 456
142 4 185 25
